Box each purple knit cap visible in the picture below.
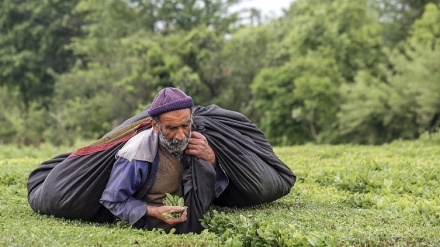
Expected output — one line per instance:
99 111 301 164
148 87 194 117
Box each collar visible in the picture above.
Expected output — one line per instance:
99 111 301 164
116 128 158 162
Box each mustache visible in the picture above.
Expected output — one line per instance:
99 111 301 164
167 137 188 145
158 129 191 153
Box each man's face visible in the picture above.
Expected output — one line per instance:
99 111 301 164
152 108 192 153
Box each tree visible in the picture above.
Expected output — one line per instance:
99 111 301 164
49 0 243 141
251 0 387 145
371 0 440 46
217 23 280 121
170 27 225 105
337 69 408 144
0 0 84 111
410 3 440 48
252 65 311 145
389 43 440 135
392 3 440 134
337 3 440 143
53 32 183 140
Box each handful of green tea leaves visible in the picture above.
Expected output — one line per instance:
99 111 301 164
162 193 187 218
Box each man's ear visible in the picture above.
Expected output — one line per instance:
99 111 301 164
151 119 160 134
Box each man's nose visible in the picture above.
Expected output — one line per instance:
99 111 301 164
174 128 186 141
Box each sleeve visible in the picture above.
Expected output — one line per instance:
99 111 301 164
214 160 229 197
99 156 150 226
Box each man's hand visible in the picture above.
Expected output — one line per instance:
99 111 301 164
185 131 216 166
147 205 187 225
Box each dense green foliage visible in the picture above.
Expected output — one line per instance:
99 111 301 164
1 0 439 146
0 0 84 111
1 136 439 246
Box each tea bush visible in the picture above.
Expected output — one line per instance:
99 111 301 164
1 135 439 246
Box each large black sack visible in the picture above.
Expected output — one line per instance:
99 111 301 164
27 120 150 222
191 105 296 207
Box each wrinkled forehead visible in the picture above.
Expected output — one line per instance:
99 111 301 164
158 108 192 126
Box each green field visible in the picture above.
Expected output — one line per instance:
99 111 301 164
1 135 439 246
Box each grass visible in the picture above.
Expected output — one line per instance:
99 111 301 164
1 133 439 246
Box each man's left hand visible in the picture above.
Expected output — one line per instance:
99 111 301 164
185 131 216 167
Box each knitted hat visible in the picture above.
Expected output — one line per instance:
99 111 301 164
148 87 194 117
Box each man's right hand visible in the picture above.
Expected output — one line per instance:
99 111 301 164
146 205 187 225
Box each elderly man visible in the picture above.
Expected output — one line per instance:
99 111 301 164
27 87 295 234
99 88 228 232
